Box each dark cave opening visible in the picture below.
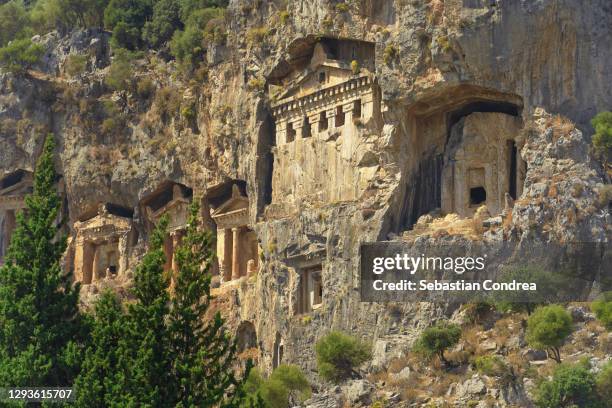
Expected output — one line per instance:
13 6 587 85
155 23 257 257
469 187 487 206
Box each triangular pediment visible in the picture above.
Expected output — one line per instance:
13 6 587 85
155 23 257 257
212 195 249 217
276 42 354 100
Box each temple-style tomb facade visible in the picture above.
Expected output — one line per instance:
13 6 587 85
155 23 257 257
0 170 32 263
73 204 134 284
211 185 258 283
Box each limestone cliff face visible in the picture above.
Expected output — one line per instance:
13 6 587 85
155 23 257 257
0 1 611 406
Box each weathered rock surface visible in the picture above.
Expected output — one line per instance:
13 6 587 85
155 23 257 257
1 1 611 406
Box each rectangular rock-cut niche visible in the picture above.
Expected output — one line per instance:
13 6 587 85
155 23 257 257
79 239 120 284
296 265 323 315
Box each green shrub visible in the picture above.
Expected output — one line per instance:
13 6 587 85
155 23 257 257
383 44 397 65
534 361 602 408
105 48 134 91
0 1 31 47
413 322 461 366
350 60 360 75
473 355 512 382
136 77 155 98
596 361 612 402
0 38 44 74
101 117 122 135
315 331 371 383
279 10 290 25
246 26 269 44
170 25 204 68
526 305 573 363
104 0 154 50
65 54 88 77
247 77 265 92
591 111 612 159
142 0 182 48
335 3 349 12
243 365 310 408
181 104 196 121
591 292 612 331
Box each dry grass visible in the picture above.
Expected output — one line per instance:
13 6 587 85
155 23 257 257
387 355 411 374
461 325 486 358
545 114 575 141
404 213 485 241
430 372 461 397
492 317 516 348
598 333 612 355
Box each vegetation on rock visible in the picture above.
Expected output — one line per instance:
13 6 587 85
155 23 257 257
0 135 88 388
534 360 603 408
315 331 371 383
591 292 612 331
243 364 311 408
0 38 44 74
526 305 573 363
413 322 461 366
591 111 612 161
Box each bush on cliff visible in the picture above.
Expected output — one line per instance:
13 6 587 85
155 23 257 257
526 305 573 364
0 38 44 74
591 292 612 331
315 331 371 383
534 360 602 408
413 322 461 367
591 111 612 161
243 365 311 408
0 1 31 47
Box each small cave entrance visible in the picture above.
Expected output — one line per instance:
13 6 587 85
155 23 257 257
236 321 257 353
469 187 487 206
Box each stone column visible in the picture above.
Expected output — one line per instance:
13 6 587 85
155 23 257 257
223 228 233 281
343 102 354 125
118 233 129 277
290 118 304 142
441 162 454 215
171 230 184 274
92 245 101 282
360 92 375 121
454 161 467 217
307 112 320 138
326 109 337 129
163 234 173 273
82 241 95 284
276 120 287 145
231 227 241 280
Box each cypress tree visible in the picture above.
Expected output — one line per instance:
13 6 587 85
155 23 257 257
74 291 124 407
168 201 250 407
113 217 173 406
0 134 86 387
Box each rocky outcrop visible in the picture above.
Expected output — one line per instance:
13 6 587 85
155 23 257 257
0 1 611 406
